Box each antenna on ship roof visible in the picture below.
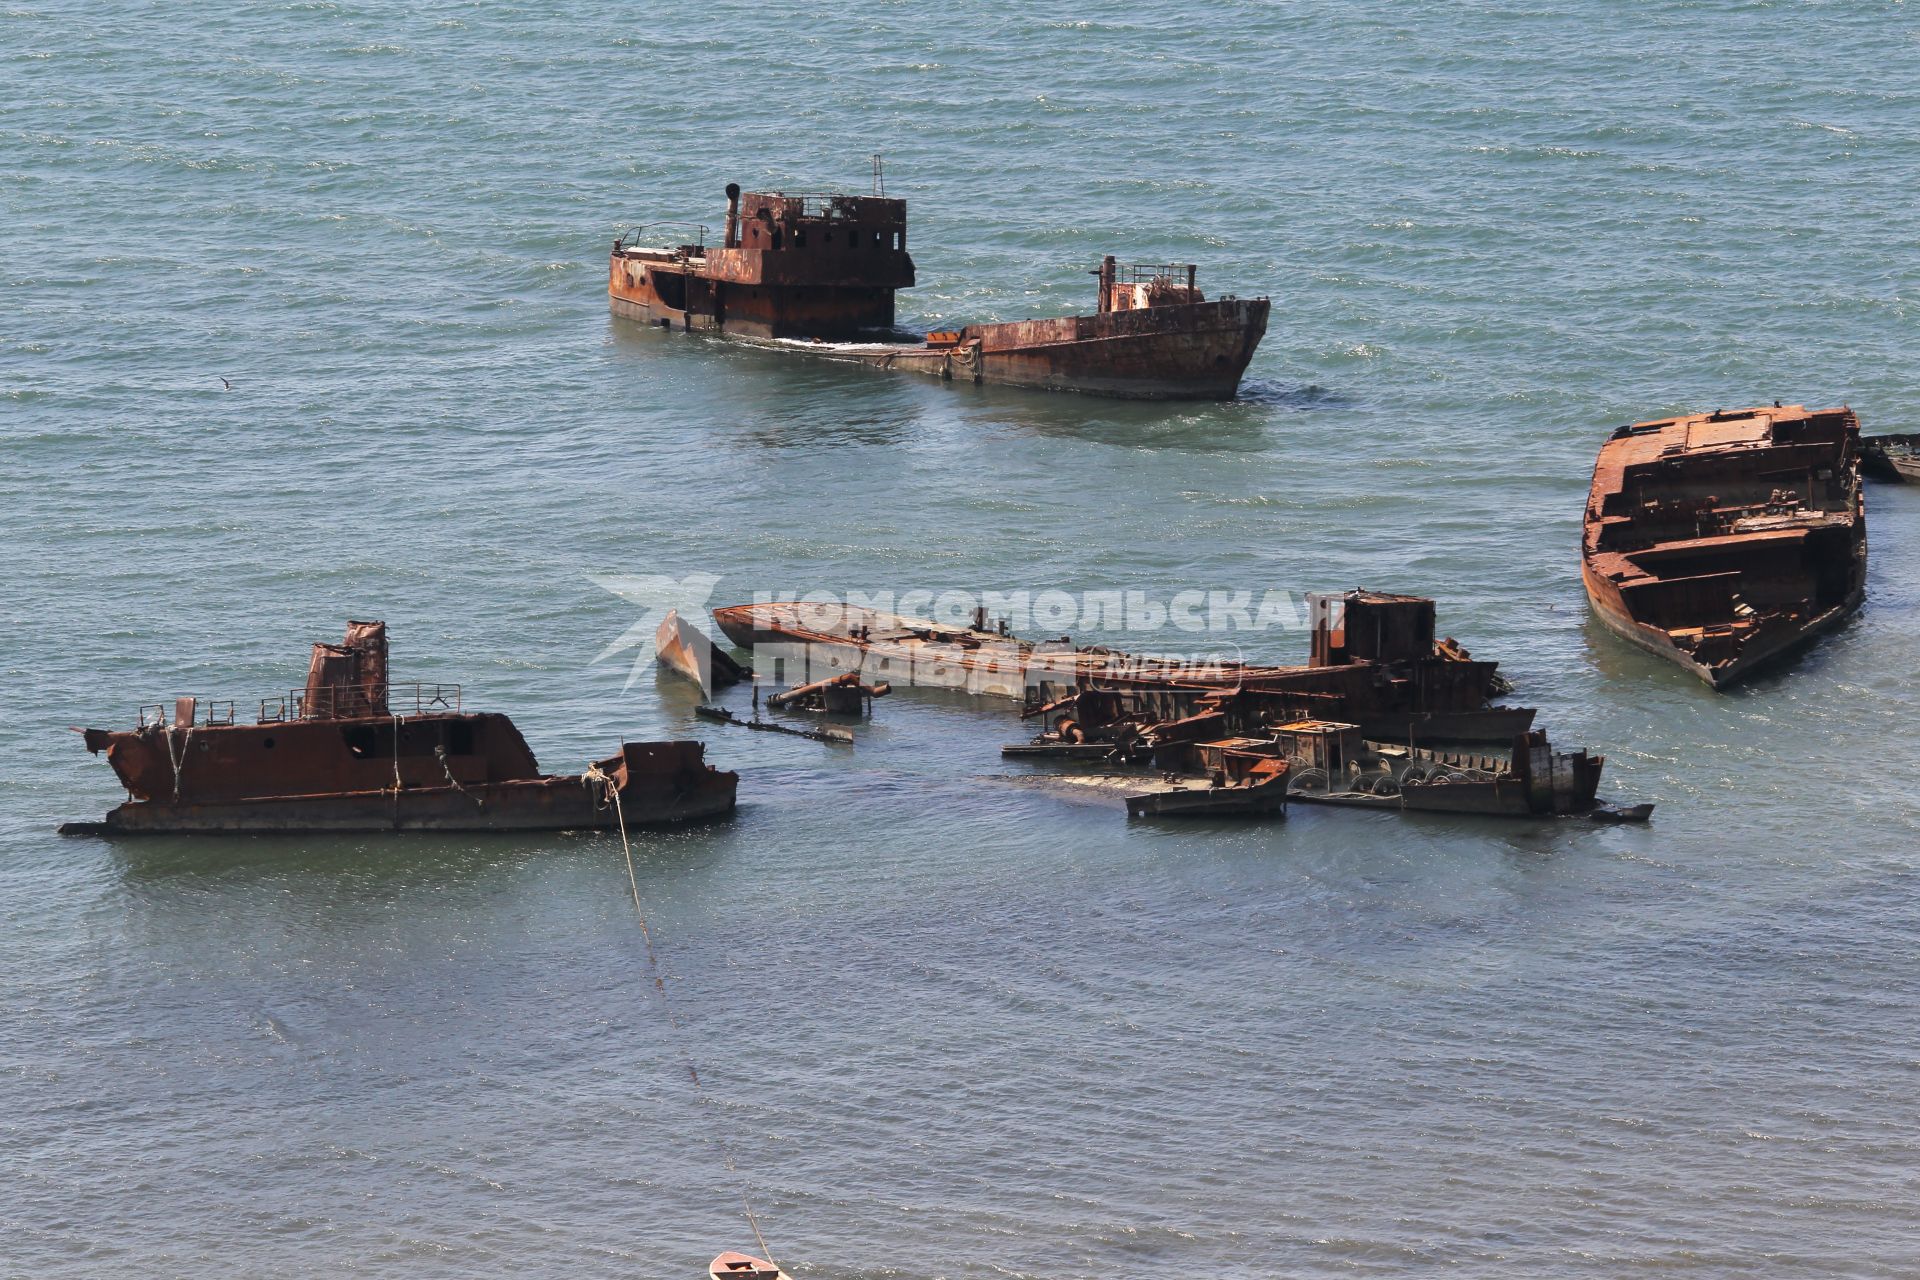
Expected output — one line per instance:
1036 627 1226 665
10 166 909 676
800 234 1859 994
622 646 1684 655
871 153 885 197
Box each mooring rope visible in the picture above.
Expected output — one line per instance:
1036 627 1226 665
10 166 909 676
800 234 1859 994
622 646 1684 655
160 721 196 801
581 762 779 1269
390 713 404 793
433 745 484 809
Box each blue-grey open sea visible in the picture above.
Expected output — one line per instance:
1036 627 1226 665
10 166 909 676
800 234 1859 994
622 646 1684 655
6 2 1920 1276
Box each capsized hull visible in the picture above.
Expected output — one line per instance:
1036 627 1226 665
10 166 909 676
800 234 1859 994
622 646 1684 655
713 602 1090 700
655 608 751 693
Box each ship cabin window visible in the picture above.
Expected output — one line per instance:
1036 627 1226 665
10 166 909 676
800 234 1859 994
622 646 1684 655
823 228 833 245
793 228 806 248
872 230 883 248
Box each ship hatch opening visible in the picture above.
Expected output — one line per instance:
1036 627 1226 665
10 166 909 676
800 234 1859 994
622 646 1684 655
652 270 688 311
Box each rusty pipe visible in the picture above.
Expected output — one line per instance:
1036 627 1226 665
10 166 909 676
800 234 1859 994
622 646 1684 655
768 670 861 709
724 182 741 249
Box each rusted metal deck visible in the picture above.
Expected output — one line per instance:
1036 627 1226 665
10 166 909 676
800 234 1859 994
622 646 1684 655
1582 405 1867 688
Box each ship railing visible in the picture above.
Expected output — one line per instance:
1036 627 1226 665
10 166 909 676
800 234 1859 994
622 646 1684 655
133 691 463 729
135 699 237 728
754 193 887 220
615 223 708 252
1113 262 1197 286
279 682 464 722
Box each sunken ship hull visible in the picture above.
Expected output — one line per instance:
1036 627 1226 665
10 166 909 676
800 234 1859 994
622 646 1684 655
1582 405 1866 690
1861 434 1920 483
1581 556 1860 690
610 185 1268 400
897 298 1267 400
715 590 1529 743
62 622 737 836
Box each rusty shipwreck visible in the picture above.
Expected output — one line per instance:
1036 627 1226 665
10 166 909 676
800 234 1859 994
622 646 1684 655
60 621 738 835
706 591 1646 821
1862 433 1920 483
609 183 1268 399
713 590 1531 743
1582 404 1867 689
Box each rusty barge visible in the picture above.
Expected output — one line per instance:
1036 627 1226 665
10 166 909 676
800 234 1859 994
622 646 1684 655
610 184 1268 399
1582 404 1867 689
60 622 738 835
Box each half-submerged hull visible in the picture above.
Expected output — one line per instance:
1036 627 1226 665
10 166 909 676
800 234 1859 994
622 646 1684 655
64 738 736 836
1582 557 1860 690
1125 772 1288 818
609 186 1268 399
762 298 1270 400
1278 726 1627 820
1581 405 1866 689
614 275 1268 399
714 592 1521 731
61 620 738 836
1862 433 1920 483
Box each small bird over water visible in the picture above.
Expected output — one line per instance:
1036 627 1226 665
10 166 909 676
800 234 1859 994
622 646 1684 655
219 377 232 390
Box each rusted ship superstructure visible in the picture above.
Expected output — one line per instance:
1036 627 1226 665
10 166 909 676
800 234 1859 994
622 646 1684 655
1583 404 1867 689
709 590 1641 821
1014 596 1627 820
715 590 1529 743
610 183 1268 399
61 622 737 835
